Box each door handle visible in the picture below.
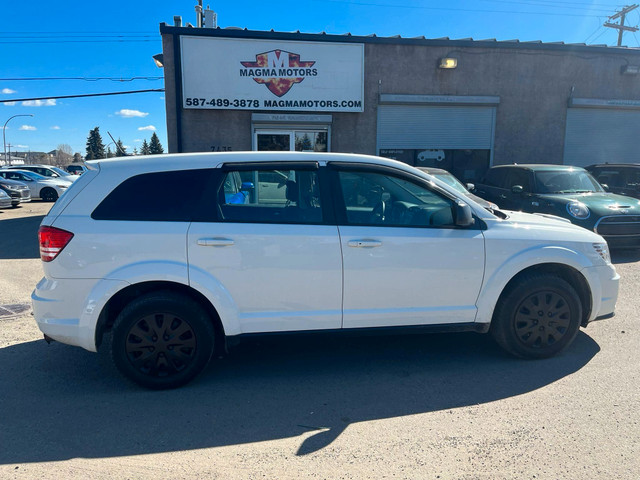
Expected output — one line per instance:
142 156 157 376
197 237 235 247
348 240 382 248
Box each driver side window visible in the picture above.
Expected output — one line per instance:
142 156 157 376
337 170 455 227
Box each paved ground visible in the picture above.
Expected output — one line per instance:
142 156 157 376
0 201 638 479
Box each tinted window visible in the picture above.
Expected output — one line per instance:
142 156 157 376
92 169 215 221
337 170 455 227
482 168 509 188
218 168 323 224
506 169 531 191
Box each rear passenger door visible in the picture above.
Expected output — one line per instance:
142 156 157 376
187 162 343 334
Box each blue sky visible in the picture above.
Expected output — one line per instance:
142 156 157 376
0 0 636 156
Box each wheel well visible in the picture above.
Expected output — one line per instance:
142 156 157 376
95 281 226 353
498 263 592 326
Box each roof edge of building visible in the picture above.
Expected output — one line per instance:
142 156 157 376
159 23 640 55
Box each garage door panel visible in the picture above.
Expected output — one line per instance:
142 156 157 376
377 105 495 149
564 108 640 167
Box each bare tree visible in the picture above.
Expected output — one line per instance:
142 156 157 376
54 144 73 166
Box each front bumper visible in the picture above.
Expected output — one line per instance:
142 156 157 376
580 263 619 324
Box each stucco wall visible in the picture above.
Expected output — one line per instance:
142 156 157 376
162 28 640 166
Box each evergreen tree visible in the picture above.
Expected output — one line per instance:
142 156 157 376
85 127 106 160
115 138 127 156
141 139 151 155
149 132 164 154
106 147 115 158
133 147 138 155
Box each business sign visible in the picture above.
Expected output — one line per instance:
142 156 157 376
181 36 364 112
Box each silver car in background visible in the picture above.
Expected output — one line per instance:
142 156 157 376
6 164 78 182
0 169 72 202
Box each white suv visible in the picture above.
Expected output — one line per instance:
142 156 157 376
32 152 619 389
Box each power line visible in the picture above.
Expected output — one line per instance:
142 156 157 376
313 0 607 17
0 89 165 104
0 77 163 82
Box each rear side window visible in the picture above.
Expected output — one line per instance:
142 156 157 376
217 168 323 224
92 169 215 221
482 168 509 188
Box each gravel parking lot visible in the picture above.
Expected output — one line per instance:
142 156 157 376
0 201 638 479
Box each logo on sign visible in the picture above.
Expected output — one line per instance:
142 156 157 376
240 50 317 97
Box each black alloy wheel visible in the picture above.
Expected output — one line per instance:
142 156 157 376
513 290 571 349
125 313 197 378
490 273 582 359
40 187 58 202
111 292 215 389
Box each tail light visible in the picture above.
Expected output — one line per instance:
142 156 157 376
38 226 74 262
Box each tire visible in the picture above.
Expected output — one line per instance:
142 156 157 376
490 273 582 359
111 291 215 389
40 187 58 202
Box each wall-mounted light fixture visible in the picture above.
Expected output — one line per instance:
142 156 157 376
152 53 164 68
621 64 640 75
439 57 458 69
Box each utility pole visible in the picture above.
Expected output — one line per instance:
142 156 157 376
604 4 639 46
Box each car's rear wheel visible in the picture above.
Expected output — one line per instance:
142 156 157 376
490 273 582 359
40 187 58 202
111 292 215 389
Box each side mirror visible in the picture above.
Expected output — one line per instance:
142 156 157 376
455 202 475 227
601 183 609 191
466 183 475 192
511 185 524 194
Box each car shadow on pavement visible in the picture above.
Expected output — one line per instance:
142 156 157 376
0 215 44 259
0 329 600 464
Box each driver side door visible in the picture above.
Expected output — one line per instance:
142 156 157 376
330 164 486 329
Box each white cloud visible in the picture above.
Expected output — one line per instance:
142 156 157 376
116 109 148 118
134 138 142 142
50 125 61 130
1 88 16 94
22 99 56 107
19 125 36 131
138 125 156 131
3 102 16 106
160 96 165 100
123 145 130 150
13 144 28 148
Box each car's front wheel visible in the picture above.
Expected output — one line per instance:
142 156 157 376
40 187 58 202
490 273 582 359
111 292 215 389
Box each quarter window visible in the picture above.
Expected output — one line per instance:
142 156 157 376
337 170 455 227
218 168 323 224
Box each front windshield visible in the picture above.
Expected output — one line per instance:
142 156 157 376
19 171 47 180
430 172 469 195
534 170 604 194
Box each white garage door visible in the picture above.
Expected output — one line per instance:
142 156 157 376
564 107 640 167
377 104 496 150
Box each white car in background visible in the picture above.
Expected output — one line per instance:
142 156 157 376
6 164 78 182
0 169 72 202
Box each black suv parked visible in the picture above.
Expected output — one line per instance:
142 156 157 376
585 164 640 199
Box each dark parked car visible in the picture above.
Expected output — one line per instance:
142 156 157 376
585 164 640 200
65 164 87 175
475 164 640 248
0 178 32 207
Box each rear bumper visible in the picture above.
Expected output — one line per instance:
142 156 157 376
32 276 127 352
